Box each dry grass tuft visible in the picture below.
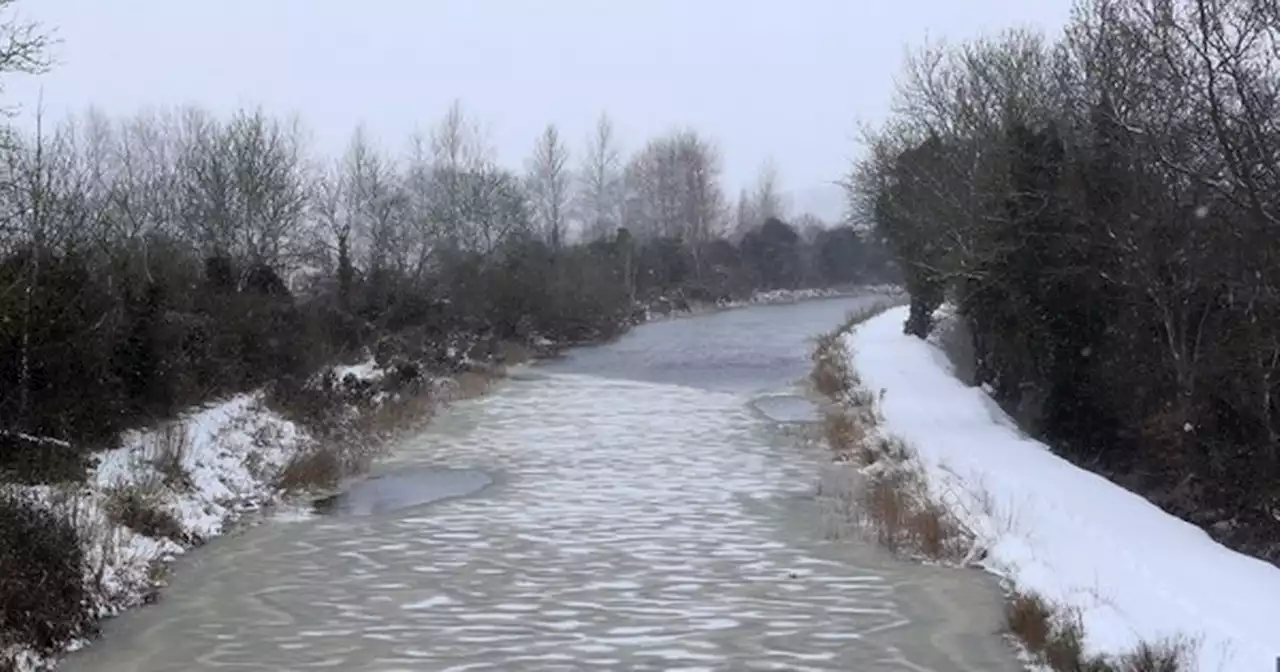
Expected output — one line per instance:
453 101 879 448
453 370 498 399
813 325 968 563
275 445 344 493
146 422 193 492
822 411 867 462
1118 637 1198 672
810 332 851 398
354 390 437 441
104 486 187 543
1006 591 1059 657
1005 590 1196 671
277 378 458 494
850 450 969 562
497 340 534 365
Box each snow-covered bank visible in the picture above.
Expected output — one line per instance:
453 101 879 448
0 360 415 672
844 306 1280 671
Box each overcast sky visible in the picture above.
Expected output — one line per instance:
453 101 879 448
4 0 1073 221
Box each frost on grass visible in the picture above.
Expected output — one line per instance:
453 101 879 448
829 306 1280 671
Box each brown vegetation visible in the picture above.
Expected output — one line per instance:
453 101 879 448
1005 591 1195 672
275 446 345 494
146 423 193 492
103 485 187 544
811 304 970 563
274 363 509 493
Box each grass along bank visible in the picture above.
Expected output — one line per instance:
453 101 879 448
809 305 1202 672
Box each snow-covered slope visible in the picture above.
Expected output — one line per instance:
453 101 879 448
846 306 1280 671
1 361 396 671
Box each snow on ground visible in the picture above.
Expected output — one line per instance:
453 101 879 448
4 391 318 670
331 359 386 383
845 305 1280 672
2 359 395 671
93 393 311 540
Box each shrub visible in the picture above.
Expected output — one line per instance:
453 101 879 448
104 486 187 543
809 333 849 398
147 423 193 492
0 490 93 656
265 374 349 437
0 433 94 485
275 446 343 493
1118 638 1197 672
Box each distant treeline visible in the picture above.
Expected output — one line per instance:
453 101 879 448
0 103 894 484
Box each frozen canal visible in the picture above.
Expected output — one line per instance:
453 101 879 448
66 295 1019 671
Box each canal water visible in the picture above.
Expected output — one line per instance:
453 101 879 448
65 295 1018 672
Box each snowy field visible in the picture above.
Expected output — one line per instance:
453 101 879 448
845 306 1280 672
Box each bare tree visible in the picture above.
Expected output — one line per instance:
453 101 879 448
308 156 345 274
674 129 726 279
793 212 826 242
400 131 445 282
341 125 405 276
0 0 53 122
751 157 787 225
525 123 571 250
621 128 726 279
576 113 624 241
98 108 183 280
172 107 309 278
425 100 505 254
622 143 662 240
0 108 95 431
623 129 726 240
733 188 756 240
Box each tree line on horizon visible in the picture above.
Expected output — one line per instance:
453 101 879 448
852 0 1280 564
0 66 895 481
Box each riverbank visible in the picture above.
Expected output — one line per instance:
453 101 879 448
0 357 500 672
0 285 884 672
812 305 1280 671
641 284 904 323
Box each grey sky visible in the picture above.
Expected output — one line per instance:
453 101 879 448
5 0 1072 221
